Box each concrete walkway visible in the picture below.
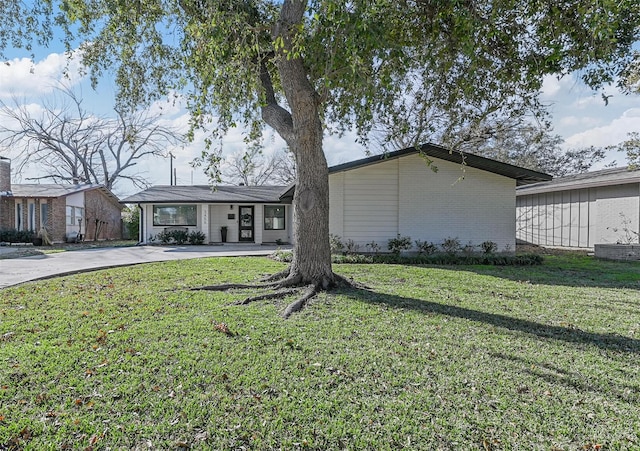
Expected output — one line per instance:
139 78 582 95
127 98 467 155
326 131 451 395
0 244 289 289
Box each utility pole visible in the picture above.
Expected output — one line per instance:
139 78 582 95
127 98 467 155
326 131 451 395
169 153 175 186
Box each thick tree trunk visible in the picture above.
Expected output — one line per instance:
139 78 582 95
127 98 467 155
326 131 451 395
267 0 335 288
288 117 334 287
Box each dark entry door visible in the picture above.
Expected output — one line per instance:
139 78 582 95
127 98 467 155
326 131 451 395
239 206 254 242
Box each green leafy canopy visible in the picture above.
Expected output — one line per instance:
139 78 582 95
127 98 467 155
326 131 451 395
2 0 638 151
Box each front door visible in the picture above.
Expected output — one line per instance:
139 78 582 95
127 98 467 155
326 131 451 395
239 206 254 242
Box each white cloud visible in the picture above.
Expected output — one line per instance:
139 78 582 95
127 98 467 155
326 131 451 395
540 74 575 99
564 108 640 148
558 115 604 129
147 92 185 119
0 51 86 98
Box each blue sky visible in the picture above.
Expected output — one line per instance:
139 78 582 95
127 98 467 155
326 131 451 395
1 40 638 196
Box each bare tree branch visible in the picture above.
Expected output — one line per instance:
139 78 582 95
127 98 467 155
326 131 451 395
223 148 296 186
0 85 184 191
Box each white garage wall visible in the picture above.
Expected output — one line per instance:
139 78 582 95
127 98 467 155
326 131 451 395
342 159 399 246
329 154 516 251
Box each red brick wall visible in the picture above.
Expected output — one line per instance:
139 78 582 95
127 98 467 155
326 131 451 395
1 188 122 242
84 190 122 241
50 197 67 242
0 197 14 230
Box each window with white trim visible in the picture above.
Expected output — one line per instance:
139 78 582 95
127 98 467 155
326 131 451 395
264 205 285 230
153 205 197 226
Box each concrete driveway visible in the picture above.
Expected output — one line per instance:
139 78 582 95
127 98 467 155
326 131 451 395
0 244 289 289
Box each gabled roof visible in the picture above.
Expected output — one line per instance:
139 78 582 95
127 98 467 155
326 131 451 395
121 185 292 204
329 143 552 186
516 166 640 196
9 183 121 204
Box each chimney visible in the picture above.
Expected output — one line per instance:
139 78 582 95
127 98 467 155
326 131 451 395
0 157 11 195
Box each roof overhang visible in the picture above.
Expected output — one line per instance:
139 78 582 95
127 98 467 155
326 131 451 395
516 166 640 196
329 143 552 186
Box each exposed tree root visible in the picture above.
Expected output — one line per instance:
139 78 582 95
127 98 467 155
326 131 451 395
235 288 300 305
192 270 358 318
190 281 279 291
260 268 291 282
282 285 318 318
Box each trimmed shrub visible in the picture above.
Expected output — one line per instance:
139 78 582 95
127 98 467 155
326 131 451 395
480 240 498 254
329 234 344 254
388 234 412 255
0 228 36 244
367 253 543 266
441 237 461 255
462 242 477 255
345 239 360 255
415 240 438 255
365 241 381 254
171 230 189 245
156 230 172 244
270 249 543 266
188 230 206 245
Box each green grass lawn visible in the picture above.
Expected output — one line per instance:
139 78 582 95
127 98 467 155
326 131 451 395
1 255 639 450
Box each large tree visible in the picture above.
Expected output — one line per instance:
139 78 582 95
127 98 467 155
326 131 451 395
3 0 638 315
449 121 606 177
370 95 606 177
0 86 183 192
222 148 296 186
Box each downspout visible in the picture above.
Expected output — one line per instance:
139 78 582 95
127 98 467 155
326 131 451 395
137 203 144 245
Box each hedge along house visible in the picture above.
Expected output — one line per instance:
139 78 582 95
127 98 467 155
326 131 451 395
121 185 294 244
516 166 640 248
0 157 123 243
123 144 550 250
327 144 551 252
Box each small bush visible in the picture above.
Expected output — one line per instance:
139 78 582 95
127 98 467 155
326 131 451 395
329 234 344 254
365 241 381 254
156 230 172 244
154 229 194 245
388 235 412 255
188 230 206 245
0 228 36 244
441 237 461 255
172 230 189 245
270 249 293 262
333 253 374 264
462 241 476 256
270 249 543 266
415 239 438 255
345 239 361 255
367 253 544 266
480 240 498 254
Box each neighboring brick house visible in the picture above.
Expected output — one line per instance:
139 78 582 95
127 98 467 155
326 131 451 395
0 157 122 243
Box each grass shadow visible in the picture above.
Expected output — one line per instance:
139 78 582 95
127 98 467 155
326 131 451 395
339 286 640 353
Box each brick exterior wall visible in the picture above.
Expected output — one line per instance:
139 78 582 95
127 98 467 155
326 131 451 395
1 190 121 243
84 189 123 241
329 153 516 251
0 197 14 230
49 197 67 242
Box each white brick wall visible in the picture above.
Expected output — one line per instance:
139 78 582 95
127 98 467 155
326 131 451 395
329 154 517 251
328 172 344 238
342 160 399 247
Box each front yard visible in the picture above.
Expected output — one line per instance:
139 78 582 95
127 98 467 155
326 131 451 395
1 254 638 449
